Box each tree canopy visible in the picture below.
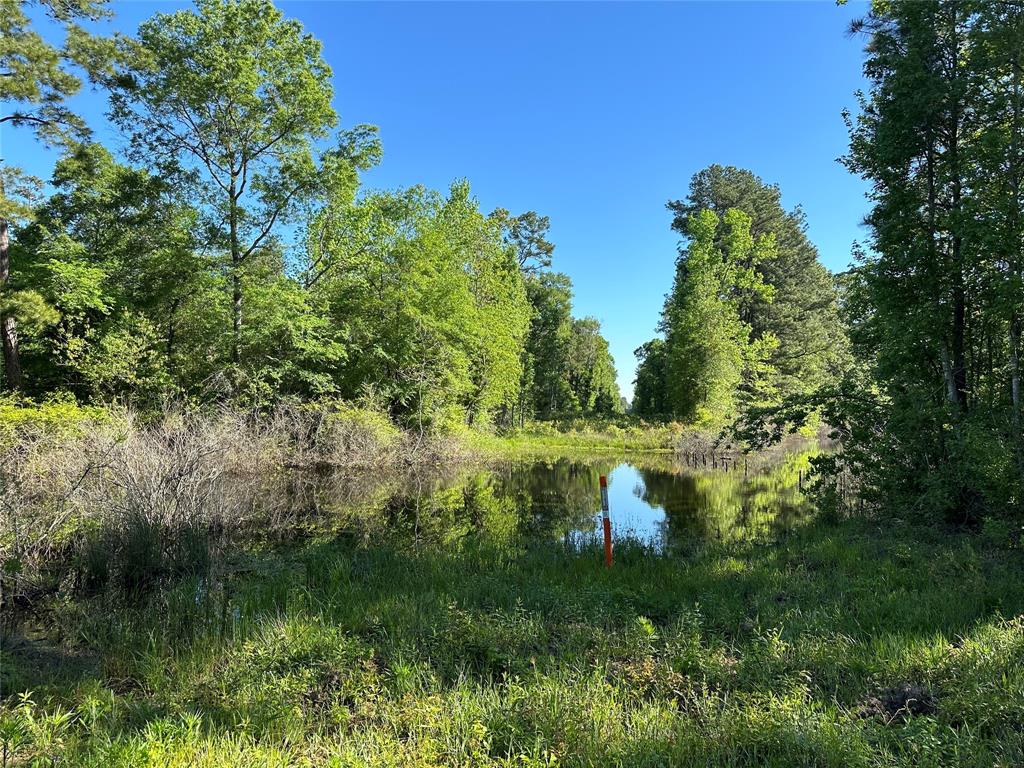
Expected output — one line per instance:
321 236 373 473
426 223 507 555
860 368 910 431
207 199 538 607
1 0 620 431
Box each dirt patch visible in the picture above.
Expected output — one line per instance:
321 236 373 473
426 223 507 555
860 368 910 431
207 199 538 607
858 682 938 722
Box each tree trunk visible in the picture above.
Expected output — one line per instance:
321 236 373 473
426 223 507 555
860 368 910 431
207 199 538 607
0 215 23 391
229 181 242 366
925 137 955 415
940 344 959 411
951 260 967 411
1009 31 1023 459
948 24 968 415
231 271 242 365
1011 315 1022 442
165 294 182 375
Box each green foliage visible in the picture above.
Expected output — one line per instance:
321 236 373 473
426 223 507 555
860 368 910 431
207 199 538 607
816 0 1024 519
0 393 106 443
318 400 401 452
521 271 575 419
7 2 1024 765
493 208 555 274
234 260 347 406
310 181 531 427
0 287 58 336
668 165 851 399
632 338 669 418
492 415 682 451
660 208 776 427
2 0 624 431
0 0 112 146
512 271 621 423
108 0 380 370
638 164 851 431
2 0 117 392
11 144 208 400
566 317 622 415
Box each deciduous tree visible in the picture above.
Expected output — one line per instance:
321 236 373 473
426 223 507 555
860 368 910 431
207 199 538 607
109 0 379 371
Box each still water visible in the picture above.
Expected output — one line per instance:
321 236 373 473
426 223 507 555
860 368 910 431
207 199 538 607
496 455 809 546
285 453 812 549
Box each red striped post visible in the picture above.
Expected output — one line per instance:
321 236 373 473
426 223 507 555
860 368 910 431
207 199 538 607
600 475 612 568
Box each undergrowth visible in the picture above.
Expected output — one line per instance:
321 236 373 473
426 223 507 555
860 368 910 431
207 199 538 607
3 512 1024 766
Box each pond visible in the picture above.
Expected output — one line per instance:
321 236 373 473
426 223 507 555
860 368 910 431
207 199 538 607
277 452 814 551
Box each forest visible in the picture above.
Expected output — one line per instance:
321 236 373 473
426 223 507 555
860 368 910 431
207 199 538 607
3 0 1024 766
2 0 622 428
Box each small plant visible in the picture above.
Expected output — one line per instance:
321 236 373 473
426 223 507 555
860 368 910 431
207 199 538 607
5 694 77 767
0 709 28 768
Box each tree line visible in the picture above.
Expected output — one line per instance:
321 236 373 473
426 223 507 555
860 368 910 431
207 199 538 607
0 0 621 428
642 1 1024 522
831 0 1024 520
7 0 1022 520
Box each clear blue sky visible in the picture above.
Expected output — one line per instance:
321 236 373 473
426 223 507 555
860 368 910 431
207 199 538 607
6 0 872 400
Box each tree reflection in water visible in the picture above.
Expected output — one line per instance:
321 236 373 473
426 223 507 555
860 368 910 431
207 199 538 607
283 452 814 550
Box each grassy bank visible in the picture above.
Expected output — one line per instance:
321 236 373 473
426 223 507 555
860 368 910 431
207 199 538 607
4 504 1024 766
476 416 688 453
478 417 821 465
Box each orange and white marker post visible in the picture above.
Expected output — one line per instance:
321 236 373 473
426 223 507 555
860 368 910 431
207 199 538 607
600 474 612 568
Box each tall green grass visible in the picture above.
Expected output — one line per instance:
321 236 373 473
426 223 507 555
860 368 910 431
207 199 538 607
3 510 1024 766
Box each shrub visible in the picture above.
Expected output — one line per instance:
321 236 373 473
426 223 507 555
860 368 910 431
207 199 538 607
0 394 108 446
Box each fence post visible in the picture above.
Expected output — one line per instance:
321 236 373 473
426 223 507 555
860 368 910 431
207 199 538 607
600 475 612 568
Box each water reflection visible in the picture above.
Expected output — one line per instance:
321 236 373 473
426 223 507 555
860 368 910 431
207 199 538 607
272 453 813 549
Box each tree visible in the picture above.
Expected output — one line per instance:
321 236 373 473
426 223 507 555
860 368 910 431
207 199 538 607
818 0 1024 518
109 0 379 371
522 272 575 418
632 338 669 418
842 0 987 515
661 208 775 426
0 170 42 392
311 185 467 421
11 144 203 400
667 165 850 398
970 1 1024 460
494 209 555 274
235 248 348 405
566 317 622 414
443 186 531 425
1 0 114 390
489 208 621 423
310 181 529 426
847 1 978 417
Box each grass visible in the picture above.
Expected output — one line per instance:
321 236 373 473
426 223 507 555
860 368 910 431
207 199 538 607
0 405 1016 765
4 497 1024 766
472 416 821 461
473 417 685 454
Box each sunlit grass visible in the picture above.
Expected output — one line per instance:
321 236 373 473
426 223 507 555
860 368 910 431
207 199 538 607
472 417 684 453
4 509 1024 766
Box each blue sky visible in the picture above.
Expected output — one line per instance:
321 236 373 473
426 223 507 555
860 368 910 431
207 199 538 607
6 0 871 399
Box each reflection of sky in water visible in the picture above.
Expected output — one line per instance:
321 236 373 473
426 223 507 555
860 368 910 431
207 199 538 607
596 463 667 544
569 457 808 547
